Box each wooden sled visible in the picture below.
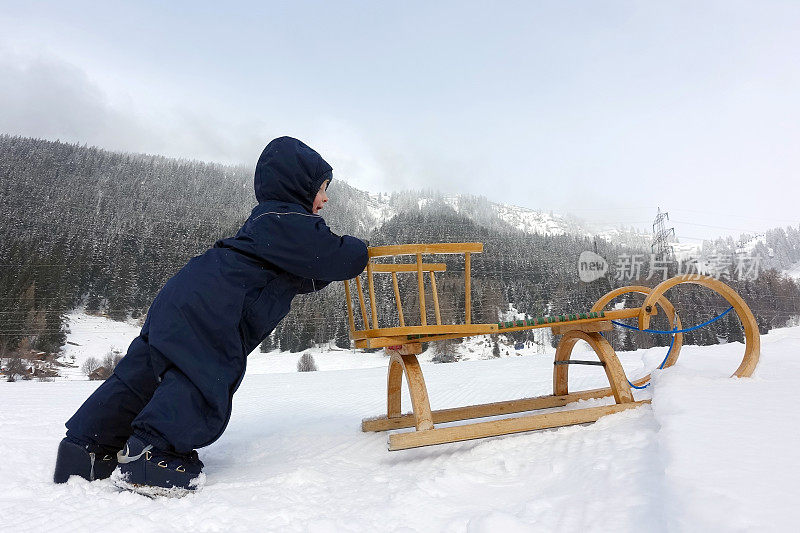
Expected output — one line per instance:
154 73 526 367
344 243 761 450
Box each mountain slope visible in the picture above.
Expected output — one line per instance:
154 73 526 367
2 134 799 358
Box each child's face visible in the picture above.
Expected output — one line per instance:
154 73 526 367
312 180 329 214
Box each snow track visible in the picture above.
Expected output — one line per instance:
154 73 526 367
1 328 799 531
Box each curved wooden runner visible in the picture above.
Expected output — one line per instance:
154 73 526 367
638 274 760 378
590 285 683 388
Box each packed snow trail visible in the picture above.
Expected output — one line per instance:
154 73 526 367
1 327 799 531
651 338 800 531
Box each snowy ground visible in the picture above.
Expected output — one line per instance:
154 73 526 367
57 312 392 378
786 260 800 282
57 313 144 380
2 320 799 531
57 312 548 379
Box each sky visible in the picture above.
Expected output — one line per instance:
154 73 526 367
2 1 799 242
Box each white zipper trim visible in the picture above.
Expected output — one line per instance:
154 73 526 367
251 211 320 223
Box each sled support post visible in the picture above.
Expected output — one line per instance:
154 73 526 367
343 279 356 337
416 253 427 326
553 330 633 403
354 276 369 330
465 252 471 324
366 261 378 329
391 272 405 327
429 271 442 325
384 343 433 431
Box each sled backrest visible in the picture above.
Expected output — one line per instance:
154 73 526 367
343 243 484 347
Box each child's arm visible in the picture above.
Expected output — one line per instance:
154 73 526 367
296 278 331 294
246 211 368 282
295 237 372 293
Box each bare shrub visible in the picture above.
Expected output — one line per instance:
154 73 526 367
297 353 318 372
492 340 501 358
102 349 123 372
81 356 101 376
5 355 30 382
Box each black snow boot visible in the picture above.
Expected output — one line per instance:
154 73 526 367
114 435 205 498
53 437 118 483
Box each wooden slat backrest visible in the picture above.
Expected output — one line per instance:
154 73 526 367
344 243 484 338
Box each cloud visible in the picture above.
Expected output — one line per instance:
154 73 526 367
0 46 508 199
0 49 419 193
0 48 153 150
307 118 415 193
0 47 275 165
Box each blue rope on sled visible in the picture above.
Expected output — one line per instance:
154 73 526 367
610 306 734 335
604 306 735 389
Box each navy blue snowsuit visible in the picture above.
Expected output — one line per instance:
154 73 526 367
66 137 368 453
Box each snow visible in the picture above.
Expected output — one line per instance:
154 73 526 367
735 233 767 255
651 331 800 531
3 320 799 530
57 312 142 380
247 347 390 374
491 204 571 235
57 312 557 378
442 195 461 213
363 190 655 242
785 260 800 281
364 192 396 227
671 241 703 262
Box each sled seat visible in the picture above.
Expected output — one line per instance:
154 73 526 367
343 243 635 349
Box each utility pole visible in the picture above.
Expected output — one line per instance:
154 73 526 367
652 207 675 259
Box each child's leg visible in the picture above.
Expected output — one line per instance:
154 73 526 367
65 334 159 451
56 334 161 483
112 365 228 493
129 366 230 454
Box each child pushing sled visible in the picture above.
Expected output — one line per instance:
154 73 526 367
53 137 369 496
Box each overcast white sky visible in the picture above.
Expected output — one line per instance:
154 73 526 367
2 1 799 241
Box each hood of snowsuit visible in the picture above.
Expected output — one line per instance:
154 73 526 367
254 136 333 213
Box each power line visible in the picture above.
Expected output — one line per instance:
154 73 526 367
671 208 800 226
671 220 769 234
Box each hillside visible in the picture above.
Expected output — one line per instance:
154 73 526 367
53 311 552 381
2 134 800 364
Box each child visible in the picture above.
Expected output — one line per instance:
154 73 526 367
54 136 368 496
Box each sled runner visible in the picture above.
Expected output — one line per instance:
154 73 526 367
343 243 760 450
